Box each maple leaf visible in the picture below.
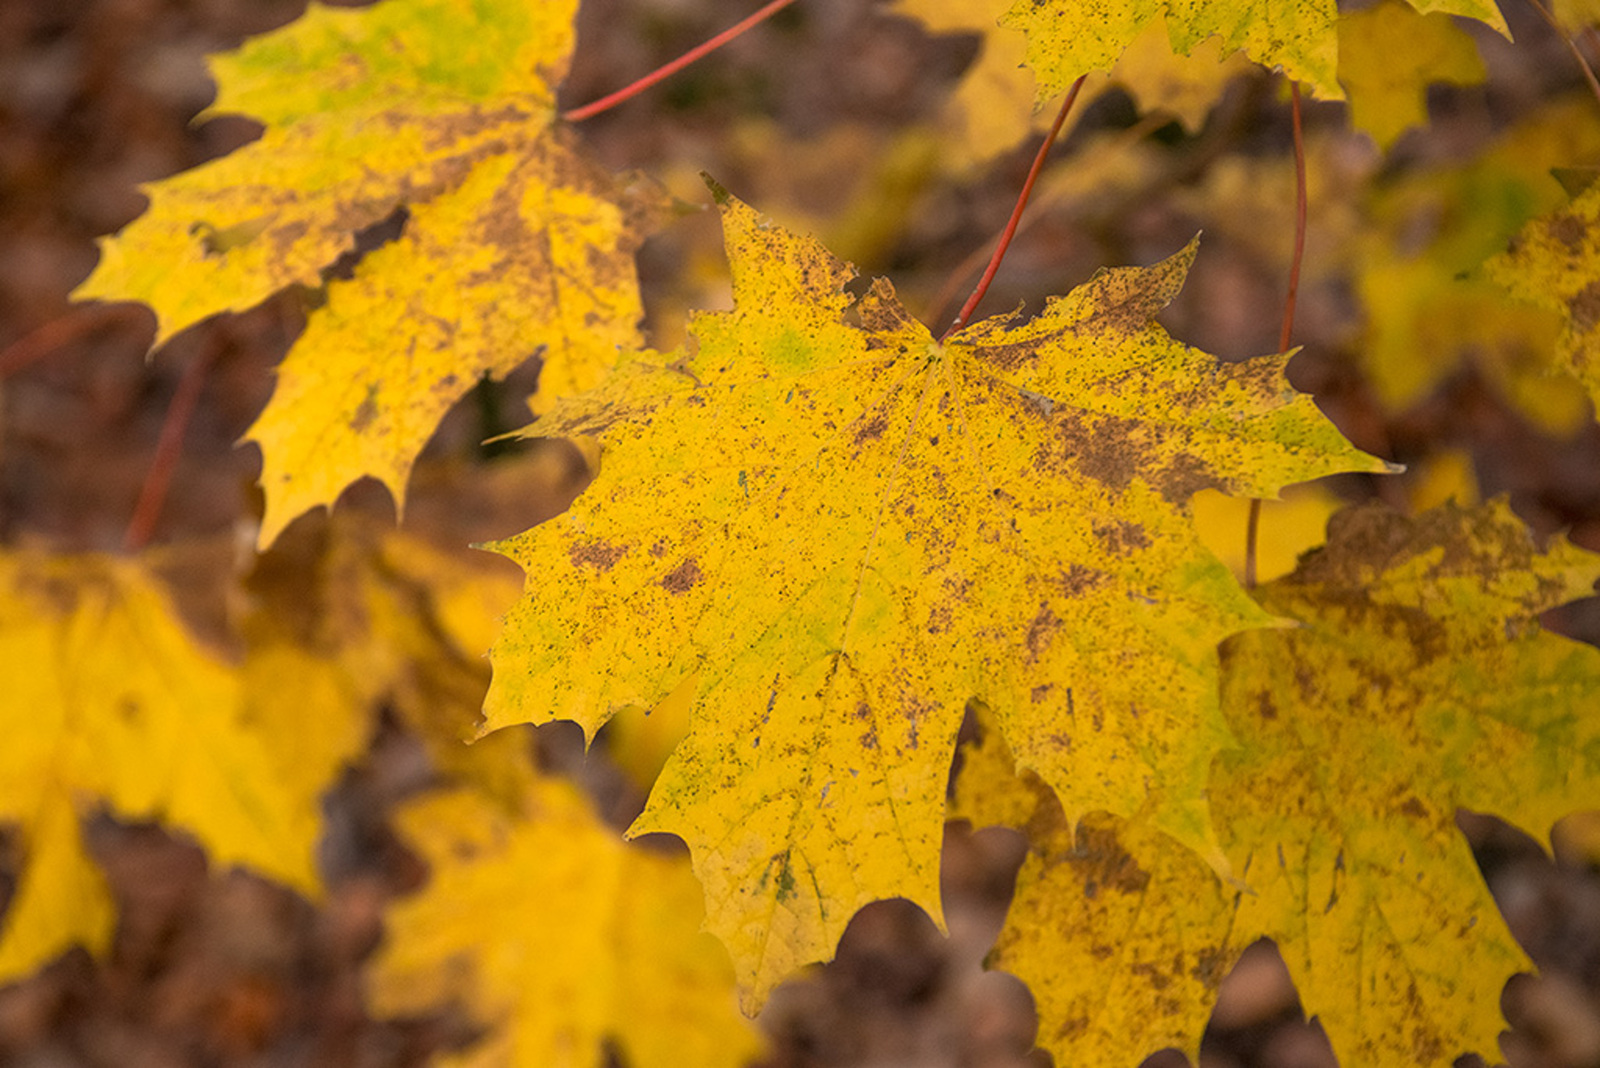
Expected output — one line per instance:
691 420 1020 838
965 500 1600 1068
895 0 1247 166
1000 0 1505 102
481 188 1385 1007
1337 0 1485 151
369 780 762 1068
0 551 332 981
71 0 662 549
1484 179 1600 417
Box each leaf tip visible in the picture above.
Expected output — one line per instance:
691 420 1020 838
701 172 732 206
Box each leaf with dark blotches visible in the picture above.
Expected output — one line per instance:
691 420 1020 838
962 500 1600 1068
480 189 1384 1009
72 0 663 548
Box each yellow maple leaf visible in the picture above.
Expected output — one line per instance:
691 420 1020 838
1337 0 1485 150
369 781 762 1068
1001 0 1505 102
895 0 1247 166
481 188 1386 1008
967 500 1600 1068
0 551 331 981
72 0 662 549
1484 179 1600 416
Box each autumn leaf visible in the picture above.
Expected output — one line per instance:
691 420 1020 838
71 0 662 548
895 0 1247 166
1484 178 1600 416
1356 97 1600 421
0 551 331 981
1338 0 1485 151
481 188 1386 1007
967 501 1600 1068
1001 0 1505 102
369 779 762 1068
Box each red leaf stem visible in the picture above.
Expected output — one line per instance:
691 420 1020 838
938 77 1086 343
561 0 799 123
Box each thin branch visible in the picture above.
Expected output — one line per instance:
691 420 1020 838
562 0 799 122
1522 0 1600 109
938 76 1087 342
124 339 222 551
0 304 148 380
1246 81 1307 590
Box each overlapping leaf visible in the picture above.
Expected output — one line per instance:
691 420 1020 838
1001 0 1505 102
482 189 1384 1007
370 780 762 1068
965 501 1600 1068
72 0 661 547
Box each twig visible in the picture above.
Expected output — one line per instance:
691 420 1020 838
939 77 1087 342
124 337 223 551
1245 81 1307 590
562 0 799 122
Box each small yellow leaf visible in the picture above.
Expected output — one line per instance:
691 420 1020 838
1338 1 1485 150
370 781 762 1068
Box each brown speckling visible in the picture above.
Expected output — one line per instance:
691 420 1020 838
1156 453 1218 501
1055 409 1142 490
1030 684 1053 703
1569 279 1600 333
853 412 889 445
351 389 379 433
660 558 703 592
1550 212 1586 252
1026 604 1058 661
570 540 626 571
1094 519 1150 553
1056 564 1105 595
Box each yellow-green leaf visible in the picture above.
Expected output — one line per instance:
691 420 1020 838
72 0 660 548
369 781 762 1068
1001 0 1506 102
969 500 1600 1068
482 190 1385 1008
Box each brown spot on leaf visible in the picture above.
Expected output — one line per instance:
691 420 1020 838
1550 212 1585 252
1094 519 1150 553
1569 279 1600 333
853 412 888 445
351 389 379 432
660 559 703 592
570 540 625 571
1026 604 1058 661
